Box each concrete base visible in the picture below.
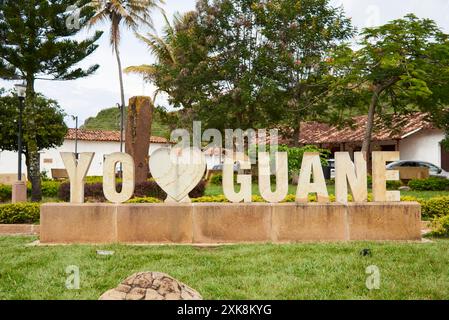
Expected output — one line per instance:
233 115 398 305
12 181 27 203
0 224 39 235
40 202 422 244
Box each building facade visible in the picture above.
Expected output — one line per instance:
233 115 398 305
0 129 172 178
299 113 449 170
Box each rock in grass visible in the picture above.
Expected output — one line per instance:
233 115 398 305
99 272 202 300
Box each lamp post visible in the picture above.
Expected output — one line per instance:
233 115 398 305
118 103 124 153
12 82 27 203
71 115 79 159
118 103 124 177
14 83 26 181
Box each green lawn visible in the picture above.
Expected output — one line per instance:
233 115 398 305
1 236 449 300
205 184 447 200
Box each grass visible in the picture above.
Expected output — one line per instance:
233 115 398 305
1 236 449 300
205 183 447 200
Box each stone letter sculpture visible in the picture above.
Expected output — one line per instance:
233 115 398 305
103 152 135 203
223 153 252 203
296 152 329 203
60 152 94 203
335 152 368 204
372 151 400 202
149 147 206 203
258 152 288 203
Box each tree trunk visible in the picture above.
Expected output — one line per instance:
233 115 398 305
28 152 41 202
25 77 42 202
292 121 301 147
115 42 126 153
362 90 380 154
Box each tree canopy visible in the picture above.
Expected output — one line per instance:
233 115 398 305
127 0 354 142
328 14 449 152
0 90 68 160
0 0 102 201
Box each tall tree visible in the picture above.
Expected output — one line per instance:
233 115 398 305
125 11 199 131
84 0 164 150
0 0 102 201
254 0 354 146
126 0 354 138
329 14 449 154
0 91 68 179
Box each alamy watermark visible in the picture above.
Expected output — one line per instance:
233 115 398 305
365 265 381 290
65 265 80 290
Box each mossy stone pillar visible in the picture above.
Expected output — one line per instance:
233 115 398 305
125 96 154 184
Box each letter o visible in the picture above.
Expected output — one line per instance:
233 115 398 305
103 153 135 203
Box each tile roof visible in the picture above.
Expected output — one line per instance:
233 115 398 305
299 113 435 145
65 129 170 144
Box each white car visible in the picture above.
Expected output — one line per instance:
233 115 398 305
386 161 449 179
327 159 336 179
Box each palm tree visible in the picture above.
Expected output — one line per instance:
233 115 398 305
124 12 182 100
83 0 163 151
125 12 199 131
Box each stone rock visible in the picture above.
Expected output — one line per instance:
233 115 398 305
99 272 202 301
399 186 412 191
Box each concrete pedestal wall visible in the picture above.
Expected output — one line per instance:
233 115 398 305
40 203 422 244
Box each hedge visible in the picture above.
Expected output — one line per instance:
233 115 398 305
0 185 12 202
0 181 61 202
408 177 449 191
210 174 223 185
430 215 449 237
421 196 449 219
0 203 40 224
58 180 207 202
126 197 162 204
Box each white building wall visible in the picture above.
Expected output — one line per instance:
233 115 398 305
205 154 222 170
0 140 170 178
399 129 445 167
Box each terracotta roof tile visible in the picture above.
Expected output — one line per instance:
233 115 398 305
299 113 435 144
65 129 170 144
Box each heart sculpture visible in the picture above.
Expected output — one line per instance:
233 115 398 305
149 147 206 202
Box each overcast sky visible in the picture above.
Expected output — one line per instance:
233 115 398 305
1 0 449 128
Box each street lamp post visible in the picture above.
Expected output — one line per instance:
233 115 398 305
72 115 79 159
118 103 124 153
12 82 27 203
15 83 26 181
118 103 124 177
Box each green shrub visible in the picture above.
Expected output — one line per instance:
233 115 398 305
41 181 61 198
408 177 449 191
278 145 330 176
1 181 61 202
421 196 449 219
367 175 373 188
126 197 162 204
387 180 403 190
0 184 12 202
430 215 449 237
192 195 229 203
58 180 206 202
0 203 40 224
84 176 104 184
210 174 223 185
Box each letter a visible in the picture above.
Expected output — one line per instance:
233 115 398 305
296 152 329 203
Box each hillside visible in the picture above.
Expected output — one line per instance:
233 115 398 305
82 107 171 138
